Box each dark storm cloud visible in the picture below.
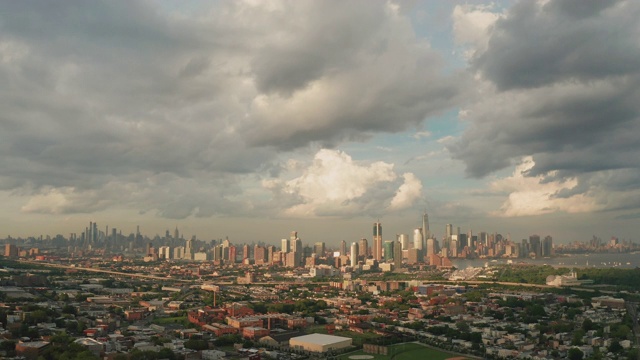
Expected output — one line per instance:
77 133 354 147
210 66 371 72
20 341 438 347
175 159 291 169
450 0 640 183
472 0 640 91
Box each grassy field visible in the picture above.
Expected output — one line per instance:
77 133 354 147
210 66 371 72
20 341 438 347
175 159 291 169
339 342 470 360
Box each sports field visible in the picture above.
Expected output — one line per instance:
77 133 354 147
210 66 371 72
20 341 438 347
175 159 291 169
339 342 471 360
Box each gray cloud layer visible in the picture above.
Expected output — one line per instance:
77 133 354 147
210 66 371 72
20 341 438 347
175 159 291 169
0 0 461 218
449 0 640 212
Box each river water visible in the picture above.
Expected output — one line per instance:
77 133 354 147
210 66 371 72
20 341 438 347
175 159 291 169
450 252 640 269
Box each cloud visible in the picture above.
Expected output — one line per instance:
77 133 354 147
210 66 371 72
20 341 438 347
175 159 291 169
448 0 640 217
451 3 501 55
264 149 421 217
0 0 463 218
489 157 598 217
412 131 432 140
389 173 423 210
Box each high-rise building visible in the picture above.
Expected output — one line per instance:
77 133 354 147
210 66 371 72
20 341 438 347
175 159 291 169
413 228 423 251
543 236 553 257
422 212 430 240
446 224 453 240
426 238 438 259
393 240 403 270
254 245 267 265
359 238 369 258
340 240 347 256
281 238 290 253
4 244 18 258
229 245 237 264
373 222 382 261
184 237 194 260
314 242 325 256
174 226 179 240
350 242 359 267
383 241 394 261
529 235 542 258
398 233 409 250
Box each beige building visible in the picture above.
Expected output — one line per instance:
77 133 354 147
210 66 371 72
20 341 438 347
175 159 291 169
289 333 352 353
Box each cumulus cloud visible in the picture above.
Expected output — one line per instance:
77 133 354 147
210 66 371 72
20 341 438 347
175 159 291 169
0 0 462 218
490 157 598 217
448 0 640 218
451 3 501 55
389 173 423 210
264 149 422 217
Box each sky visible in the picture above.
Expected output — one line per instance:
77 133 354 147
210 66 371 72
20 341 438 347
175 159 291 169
1 0 640 246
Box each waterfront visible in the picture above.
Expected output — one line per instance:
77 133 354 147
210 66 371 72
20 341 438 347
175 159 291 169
451 252 640 269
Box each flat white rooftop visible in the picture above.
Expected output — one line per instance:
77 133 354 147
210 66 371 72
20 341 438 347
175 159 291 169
290 333 351 345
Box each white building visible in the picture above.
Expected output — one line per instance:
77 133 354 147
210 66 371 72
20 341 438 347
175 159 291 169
289 333 352 353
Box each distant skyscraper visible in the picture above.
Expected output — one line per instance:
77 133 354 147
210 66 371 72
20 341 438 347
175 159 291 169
340 240 347 256
413 228 423 250
446 224 453 240
394 240 403 270
350 242 359 267
314 242 325 256
529 235 542 257
174 226 179 240
184 237 194 260
543 236 553 257
422 212 430 240
373 222 382 261
281 238 290 253
398 233 409 250
359 238 368 258
383 241 394 261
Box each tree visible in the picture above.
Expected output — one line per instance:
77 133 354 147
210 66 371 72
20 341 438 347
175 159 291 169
184 339 208 351
568 347 584 360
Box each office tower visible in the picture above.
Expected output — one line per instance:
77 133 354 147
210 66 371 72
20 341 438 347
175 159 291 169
290 231 302 267
267 246 275 265
229 245 237 263
350 242 359 267
543 236 553 257
281 238 290 253
146 242 152 256
159 246 171 259
184 237 194 260
173 246 184 259
529 235 541 257
340 240 347 256
314 242 325 256
242 244 250 260
111 228 117 242
426 238 438 258
5 244 18 258
174 227 179 240
383 241 394 261
359 238 368 258
394 240 402 270
422 212 430 240
445 224 453 240
398 233 409 250
373 222 382 261
413 228 423 251
254 245 267 265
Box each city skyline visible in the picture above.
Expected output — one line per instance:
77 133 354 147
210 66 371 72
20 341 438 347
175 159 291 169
1 1 640 243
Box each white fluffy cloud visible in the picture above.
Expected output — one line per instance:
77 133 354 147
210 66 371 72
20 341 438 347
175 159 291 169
451 4 501 55
264 149 422 217
389 173 423 210
490 157 598 217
